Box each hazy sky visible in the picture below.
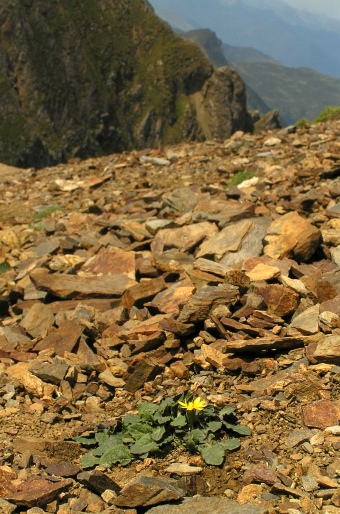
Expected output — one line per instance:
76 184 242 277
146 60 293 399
282 0 340 19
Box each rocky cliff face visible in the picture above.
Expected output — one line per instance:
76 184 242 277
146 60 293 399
0 0 249 168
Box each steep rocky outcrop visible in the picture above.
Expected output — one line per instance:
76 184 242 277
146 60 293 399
179 28 229 68
190 67 251 139
179 28 270 126
0 0 249 168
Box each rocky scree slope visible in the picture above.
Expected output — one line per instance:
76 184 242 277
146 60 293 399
0 0 249 169
0 121 340 512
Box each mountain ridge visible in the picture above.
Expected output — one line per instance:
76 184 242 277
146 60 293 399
0 0 249 168
150 0 340 78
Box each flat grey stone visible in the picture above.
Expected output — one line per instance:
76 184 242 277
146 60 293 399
285 429 315 448
300 475 319 492
29 357 68 385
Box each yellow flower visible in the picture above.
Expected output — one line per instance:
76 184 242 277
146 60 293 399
178 397 207 411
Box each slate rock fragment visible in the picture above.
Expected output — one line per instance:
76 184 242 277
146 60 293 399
264 212 321 261
144 496 270 514
4 476 73 508
77 470 120 495
114 475 184 507
30 268 135 299
177 283 239 323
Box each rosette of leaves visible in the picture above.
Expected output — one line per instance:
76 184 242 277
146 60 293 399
74 395 251 468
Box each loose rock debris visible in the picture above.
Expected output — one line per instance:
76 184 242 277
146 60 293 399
0 121 340 513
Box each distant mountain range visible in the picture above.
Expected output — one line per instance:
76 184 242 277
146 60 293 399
149 0 340 78
150 0 340 125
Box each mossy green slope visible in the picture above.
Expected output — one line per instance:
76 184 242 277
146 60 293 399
0 0 216 167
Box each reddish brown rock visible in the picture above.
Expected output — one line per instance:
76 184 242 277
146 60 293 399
121 276 166 311
124 356 163 393
33 320 84 355
254 284 299 317
302 400 340 429
30 268 135 299
201 343 226 368
246 263 280 282
243 464 279 486
114 475 184 507
80 247 135 279
12 437 82 462
264 212 321 261
312 334 340 363
45 461 80 477
152 222 218 254
169 361 190 379
4 477 72 507
146 278 195 315
178 283 239 323
20 303 55 338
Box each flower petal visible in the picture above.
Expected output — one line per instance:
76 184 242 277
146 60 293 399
178 400 188 408
193 397 207 410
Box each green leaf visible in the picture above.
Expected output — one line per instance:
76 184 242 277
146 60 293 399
190 428 207 444
171 415 187 427
95 431 111 444
99 444 133 467
232 425 252 436
121 436 134 444
73 436 96 446
221 438 241 451
199 442 225 466
130 434 159 455
159 397 175 410
152 426 166 442
223 422 239 432
219 406 235 418
80 452 100 469
184 436 197 453
159 434 174 447
207 421 222 433
154 411 172 424
138 403 159 421
201 406 215 417
126 422 153 440
92 435 122 456
123 413 141 426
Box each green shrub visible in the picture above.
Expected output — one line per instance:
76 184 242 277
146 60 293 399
312 106 340 123
295 118 309 128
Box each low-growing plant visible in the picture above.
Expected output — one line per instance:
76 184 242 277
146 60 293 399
312 106 340 124
295 118 309 128
29 222 46 231
74 394 251 469
0 262 11 275
295 106 340 127
32 205 62 220
226 170 256 189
